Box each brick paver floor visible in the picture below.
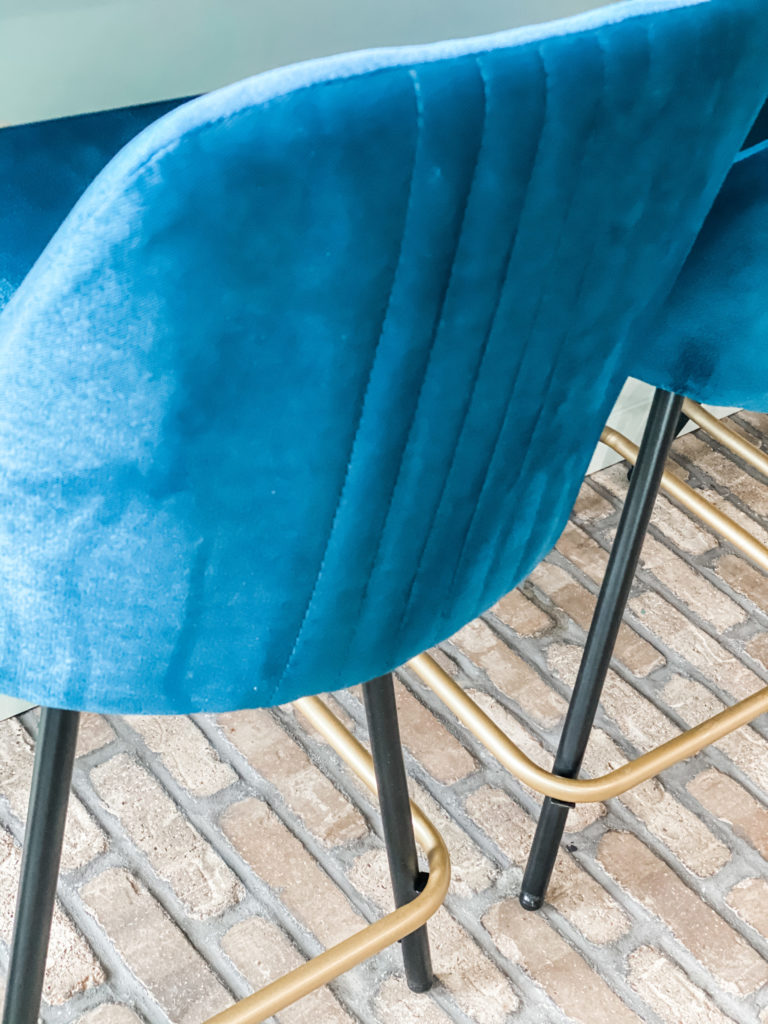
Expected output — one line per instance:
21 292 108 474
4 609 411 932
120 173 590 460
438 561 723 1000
2 411 768 1023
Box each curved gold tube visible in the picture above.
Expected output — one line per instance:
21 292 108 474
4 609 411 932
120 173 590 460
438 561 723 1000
601 426 768 574
682 399 768 480
204 695 450 1024
408 652 768 803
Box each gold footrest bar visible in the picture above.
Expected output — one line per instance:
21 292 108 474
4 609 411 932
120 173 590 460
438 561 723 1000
682 399 768 480
408 653 768 803
600 426 768 574
204 695 450 1024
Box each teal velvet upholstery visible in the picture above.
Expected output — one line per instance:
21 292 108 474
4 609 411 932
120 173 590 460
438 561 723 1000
0 0 766 714
743 98 768 149
639 141 768 406
0 99 187 312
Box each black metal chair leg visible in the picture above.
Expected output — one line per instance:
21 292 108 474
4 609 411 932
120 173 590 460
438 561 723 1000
2 708 80 1024
363 674 433 993
520 388 684 910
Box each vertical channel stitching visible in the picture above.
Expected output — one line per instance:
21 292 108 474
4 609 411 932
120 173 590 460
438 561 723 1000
340 57 490 665
268 69 424 702
445 47 551 592
396 55 504 624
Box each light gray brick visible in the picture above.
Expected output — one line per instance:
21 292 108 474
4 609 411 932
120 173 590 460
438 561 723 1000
90 753 243 918
0 828 104 1005
80 868 230 1023
125 715 236 797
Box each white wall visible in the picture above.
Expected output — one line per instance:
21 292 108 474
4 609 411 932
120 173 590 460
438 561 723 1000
1 0 608 125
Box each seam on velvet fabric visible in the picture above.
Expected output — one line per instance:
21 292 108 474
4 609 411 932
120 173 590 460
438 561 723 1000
396 56 504 625
446 47 550 591
509 12 713 583
591 14 664 333
737 137 768 162
454 33 607 599
339 59 490 666
265 69 424 704
495 31 612 581
479 32 618 593
499 35 607 487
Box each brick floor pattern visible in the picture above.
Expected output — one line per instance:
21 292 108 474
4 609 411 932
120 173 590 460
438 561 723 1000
1 412 768 1023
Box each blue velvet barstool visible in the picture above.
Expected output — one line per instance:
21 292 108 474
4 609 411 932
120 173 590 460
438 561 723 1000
1 1 767 1021
520 115 768 909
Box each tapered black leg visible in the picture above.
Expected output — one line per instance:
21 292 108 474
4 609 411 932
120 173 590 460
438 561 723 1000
363 674 433 992
520 388 684 910
2 708 80 1024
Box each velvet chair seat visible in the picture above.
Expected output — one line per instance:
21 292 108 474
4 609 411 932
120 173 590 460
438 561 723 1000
0 0 766 715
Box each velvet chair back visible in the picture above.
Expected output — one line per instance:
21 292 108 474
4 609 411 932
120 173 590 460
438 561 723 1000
0 0 766 714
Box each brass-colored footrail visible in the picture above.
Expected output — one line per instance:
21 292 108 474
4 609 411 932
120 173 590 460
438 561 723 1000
601 423 768 573
682 399 768 480
204 695 450 1024
408 652 768 803
205 406 768 1020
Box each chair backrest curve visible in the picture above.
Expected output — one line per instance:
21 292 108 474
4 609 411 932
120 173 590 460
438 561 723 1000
0 0 766 713
0 99 189 312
